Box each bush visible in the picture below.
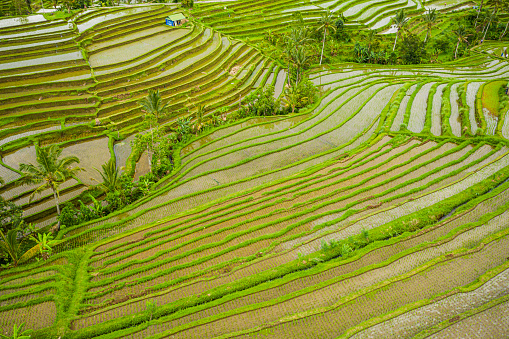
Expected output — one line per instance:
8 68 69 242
239 86 282 117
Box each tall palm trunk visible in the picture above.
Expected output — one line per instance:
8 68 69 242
52 186 61 231
475 0 484 23
500 21 509 40
287 61 291 87
320 28 327 65
393 31 398 51
483 21 491 41
455 41 460 59
425 28 429 43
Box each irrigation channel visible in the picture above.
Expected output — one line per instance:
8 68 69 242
1 0 509 338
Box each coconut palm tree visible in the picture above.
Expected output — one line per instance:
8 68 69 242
19 145 82 232
287 27 312 47
282 85 301 114
0 230 23 266
94 158 120 194
482 10 498 42
317 9 337 65
475 0 485 24
486 0 506 14
453 24 471 59
290 46 309 84
422 8 438 43
137 89 169 133
500 19 509 40
138 89 169 169
391 9 409 51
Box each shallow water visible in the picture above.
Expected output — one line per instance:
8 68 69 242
114 134 137 174
273 69 286 98
60 137 111 185
0 36 74 53
0 15 46 29
0 51 83 71
89 28 189 68
77 7 153 32
0 125 61 147
1 22 70 39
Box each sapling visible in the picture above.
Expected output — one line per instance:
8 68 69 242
146 300 157 321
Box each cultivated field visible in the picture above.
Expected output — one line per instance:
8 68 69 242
1 0 509 338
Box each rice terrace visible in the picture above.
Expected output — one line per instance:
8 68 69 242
1 0 509 336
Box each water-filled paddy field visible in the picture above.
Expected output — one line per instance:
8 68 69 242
1 0 509 337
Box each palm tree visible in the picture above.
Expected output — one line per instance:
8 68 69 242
138 89 168 169
366 29 378 50
0 230 23 266
317 9 337 65
290 46 309 84
422 8 438 43
287 27 312 47
475 0 484 24
94 158 120 194
500 19 509 40
486 0 506 14
391 9 409 51
482 10 498 42
282 85 301 114
283 41 296 87
137 89 169 134
19 145 82 232
453 24 471 59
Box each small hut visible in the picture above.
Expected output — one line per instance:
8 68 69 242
165 13 187 27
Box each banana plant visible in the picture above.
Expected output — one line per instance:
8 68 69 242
22 232 55 262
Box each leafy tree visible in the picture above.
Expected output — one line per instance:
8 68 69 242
151 135 175 178
398 33 427 64
19 145 82 233
239 86 281 117
282 79 318 113
317 9 337 65
0 322 33 339
391 9 409 51
182 0 193 8
423 8 439 43
453 24 471 59
366 29 379 50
